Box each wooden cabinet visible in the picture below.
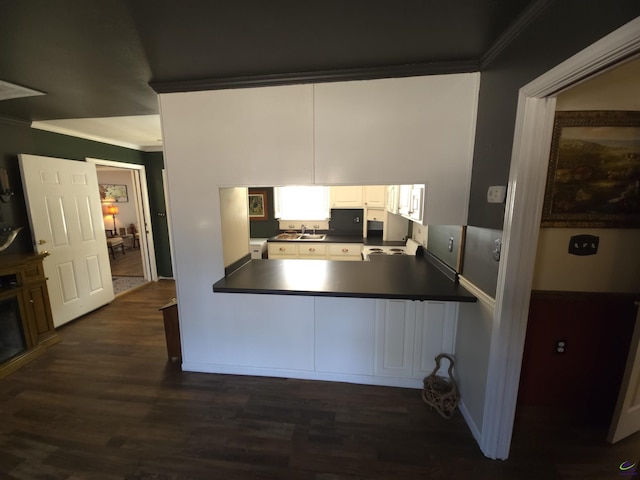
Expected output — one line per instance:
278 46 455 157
330 186 363 208
328 243 363 261
375 300 416 377
363 185 386 208
0 253 58 379
374 299 457 379
297 243 327 259
267 242 298 259
386 185 399 214
268 242 362 261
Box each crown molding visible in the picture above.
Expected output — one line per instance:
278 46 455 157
0 115 30 128
150 60 480 93
480 0 555 69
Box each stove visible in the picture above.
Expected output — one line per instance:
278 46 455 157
362 239 421 260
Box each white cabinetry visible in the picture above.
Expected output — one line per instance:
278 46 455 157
397 184 425 225
267 242 298 259
413 301 457 377
374 299 457 379
386 185 399 214
330 186 363 208
375 300 416 377
328 243 363 261
268 242 362 260
363 185 386 208
315 298 375 375
298 243 327 259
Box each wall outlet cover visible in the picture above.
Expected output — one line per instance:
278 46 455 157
487 185 507 203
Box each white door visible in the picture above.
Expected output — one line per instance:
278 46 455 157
19 154 114 327
608 302 640 443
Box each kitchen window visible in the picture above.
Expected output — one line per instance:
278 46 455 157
274 186 330 220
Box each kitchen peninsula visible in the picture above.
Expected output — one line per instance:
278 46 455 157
213 255 476 302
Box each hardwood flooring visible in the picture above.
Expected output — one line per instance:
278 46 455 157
0 280 639 479
109 244 144 277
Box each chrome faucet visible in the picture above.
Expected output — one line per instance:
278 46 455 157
301 224 306 234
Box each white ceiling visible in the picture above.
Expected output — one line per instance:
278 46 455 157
31 115 162 152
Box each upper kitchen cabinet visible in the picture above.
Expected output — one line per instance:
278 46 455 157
330 186 363 208
160 84 314 186
314 74 480 225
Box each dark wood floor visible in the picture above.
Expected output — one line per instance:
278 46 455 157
1 280 639 479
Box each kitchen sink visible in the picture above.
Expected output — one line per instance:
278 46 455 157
298 234 326 240
274 233 326 241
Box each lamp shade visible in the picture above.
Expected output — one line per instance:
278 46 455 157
106 205 119 215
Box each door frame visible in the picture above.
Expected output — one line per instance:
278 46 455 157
86 157 158 281
482 17 640 459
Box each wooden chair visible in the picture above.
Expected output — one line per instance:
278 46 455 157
105 230 125 259
130 224 140 248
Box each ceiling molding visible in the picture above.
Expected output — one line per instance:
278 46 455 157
0 114 30 128
150 60 480 93
30 121 160 152
480 0 554 69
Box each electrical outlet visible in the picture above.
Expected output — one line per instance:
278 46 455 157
492 239 502 261
487 185 507 203
448 236 454 252
555 340 567 354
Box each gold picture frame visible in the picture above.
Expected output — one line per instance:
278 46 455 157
248 190 268 221
542 111 640 228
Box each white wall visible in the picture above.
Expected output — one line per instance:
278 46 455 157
219 187 250 267
533 228 640 292
96 168 137 233
158 75 480 377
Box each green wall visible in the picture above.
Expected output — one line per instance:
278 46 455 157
0 118 172 277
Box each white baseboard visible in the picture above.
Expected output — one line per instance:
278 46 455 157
181 362 424 389
458 399 482 445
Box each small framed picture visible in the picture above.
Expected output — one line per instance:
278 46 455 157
99 184 129 203
248 190 268 221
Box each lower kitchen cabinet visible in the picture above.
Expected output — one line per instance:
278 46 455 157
268 242 363 260
413 301 457 377
374 299 457 379
328 243 363 261
375 299 416 377
267 242 298 259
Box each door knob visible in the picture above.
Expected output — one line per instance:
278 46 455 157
38 239 46 245
41 250 51 257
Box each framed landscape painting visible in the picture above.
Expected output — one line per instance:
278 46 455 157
542 111 640 228
99 184 129 203
248 190 268 221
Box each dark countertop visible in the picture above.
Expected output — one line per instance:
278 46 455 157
267 233 405 246
213 255 476 302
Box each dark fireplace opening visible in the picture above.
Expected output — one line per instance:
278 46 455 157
0 297 26 364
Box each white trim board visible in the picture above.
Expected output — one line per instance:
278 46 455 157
482 17 640 460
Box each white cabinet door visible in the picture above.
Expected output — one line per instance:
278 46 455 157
328 243 363 261
374 299 416 377
315 297 376 375
267 243 298 259
363 185 386 208
386 185 399 214
297 243 327 259
330 186 363 208
413 301 458 378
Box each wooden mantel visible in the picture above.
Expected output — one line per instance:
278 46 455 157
0 252 59 379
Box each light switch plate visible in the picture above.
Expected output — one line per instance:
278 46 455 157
487 185 507 203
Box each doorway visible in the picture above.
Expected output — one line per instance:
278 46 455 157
481 18 640 459
87 158 158 296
